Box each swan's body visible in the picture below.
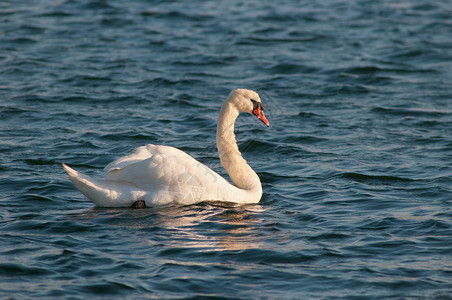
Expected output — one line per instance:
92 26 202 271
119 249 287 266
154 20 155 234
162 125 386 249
63 89 269 207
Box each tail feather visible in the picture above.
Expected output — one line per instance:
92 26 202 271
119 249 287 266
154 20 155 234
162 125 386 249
62 164 144 207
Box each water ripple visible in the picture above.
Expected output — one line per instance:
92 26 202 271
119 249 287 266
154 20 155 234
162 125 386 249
1 0 452 298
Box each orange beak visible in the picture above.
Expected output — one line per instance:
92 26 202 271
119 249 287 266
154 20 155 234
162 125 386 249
253 106 269 127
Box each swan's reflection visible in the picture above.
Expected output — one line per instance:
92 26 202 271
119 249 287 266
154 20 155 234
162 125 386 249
71 202 267 251
149 202 266 251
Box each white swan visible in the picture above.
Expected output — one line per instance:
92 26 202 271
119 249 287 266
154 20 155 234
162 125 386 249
63 89 269 207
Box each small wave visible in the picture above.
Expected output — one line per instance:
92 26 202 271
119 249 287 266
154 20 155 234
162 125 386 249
239 139 276 154
264 63 319 75
308 232 350 241
217 248 318 264
137 77 204 88
236 35 320 46
371 107 450 117
297 111 323 119
339 172 415 185
172 54 238 67
358 217 402 231
140 10 213 22
80 0 116 10
340 65 436 75
99 131 159 142
322 84 373 95
62 75 112 84
0 263 53 276
24 159 57 166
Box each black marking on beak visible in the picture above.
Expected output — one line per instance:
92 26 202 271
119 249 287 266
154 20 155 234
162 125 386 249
251 99 264 113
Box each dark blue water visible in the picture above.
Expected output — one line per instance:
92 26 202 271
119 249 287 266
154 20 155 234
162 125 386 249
1 0 452 298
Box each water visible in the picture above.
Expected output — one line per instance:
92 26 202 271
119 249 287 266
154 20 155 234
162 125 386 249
1 0 452 298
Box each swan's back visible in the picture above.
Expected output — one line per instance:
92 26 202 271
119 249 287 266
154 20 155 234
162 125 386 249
105 144 193 187
103 144 237 205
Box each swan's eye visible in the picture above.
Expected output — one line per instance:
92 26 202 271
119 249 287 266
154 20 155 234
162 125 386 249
251 100 265 117
251 99 263 113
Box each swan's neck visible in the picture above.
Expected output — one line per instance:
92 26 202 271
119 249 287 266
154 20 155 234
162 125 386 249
216 100 262 196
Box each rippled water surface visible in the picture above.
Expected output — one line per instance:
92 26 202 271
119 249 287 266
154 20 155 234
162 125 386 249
1 0 452 298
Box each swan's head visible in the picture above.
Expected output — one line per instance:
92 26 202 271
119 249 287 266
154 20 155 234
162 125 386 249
228 89 270 127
